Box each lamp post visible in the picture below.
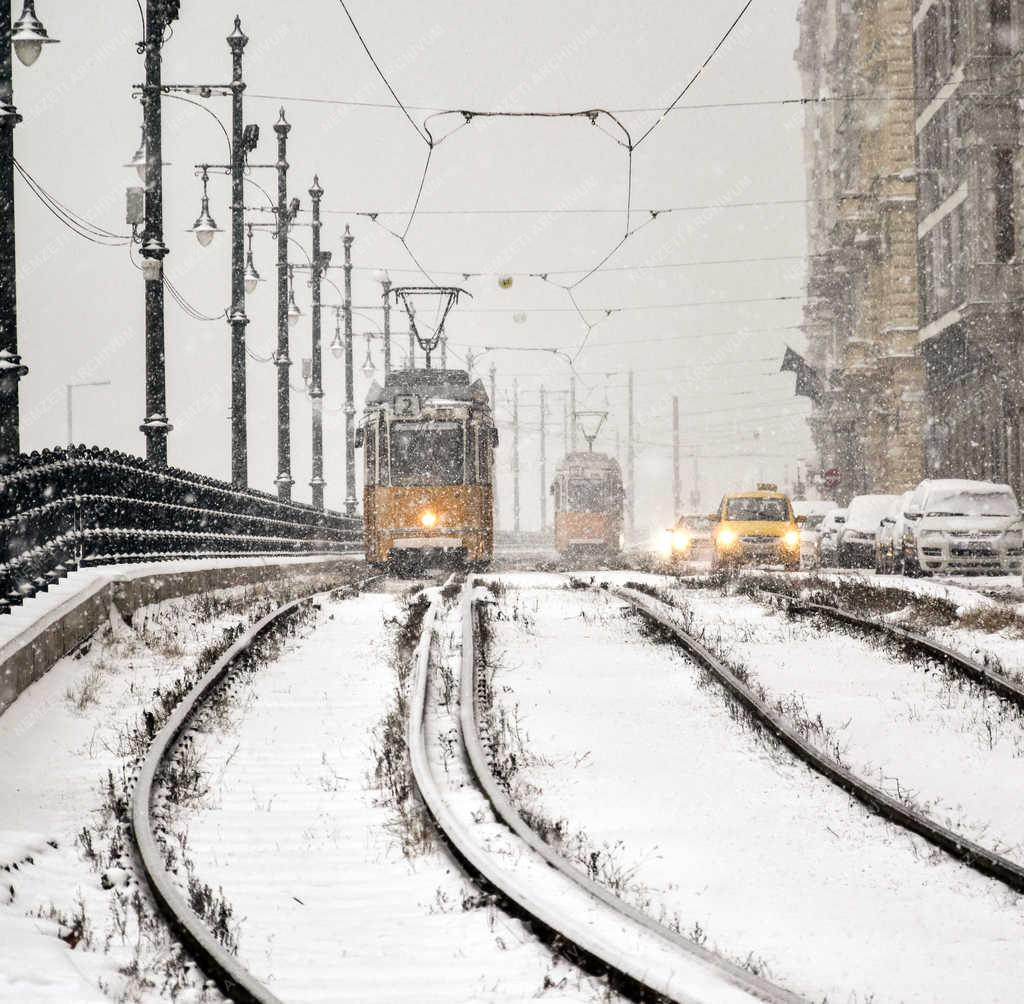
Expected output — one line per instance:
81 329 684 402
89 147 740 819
138 0 180 467
66 380 110 445
308 176 326 510
227 16 248 487
1 1 58 465
273 108 293 501
342 225 356 516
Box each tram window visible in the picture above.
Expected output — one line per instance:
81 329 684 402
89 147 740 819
567 479 607 511
390 421 464 486
553 481 561 510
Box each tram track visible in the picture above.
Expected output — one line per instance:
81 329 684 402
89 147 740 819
611 582 1024 895
408 576 802 1004
130 575 381 1004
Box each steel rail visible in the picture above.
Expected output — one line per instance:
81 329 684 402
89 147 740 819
131 575 381 1004
612 585 1024 895
407 579 804 1004
784 597 1024 710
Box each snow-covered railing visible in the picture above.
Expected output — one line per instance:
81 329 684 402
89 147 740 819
0 446 362 613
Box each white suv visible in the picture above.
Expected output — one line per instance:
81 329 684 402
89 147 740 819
902 479 1024 576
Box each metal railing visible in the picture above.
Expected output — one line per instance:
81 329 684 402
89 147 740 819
0 446 361 612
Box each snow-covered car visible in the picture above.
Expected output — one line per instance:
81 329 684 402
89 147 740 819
875 491 913 574
837 495 899 568
793 500 835 569
902 479 1024 575
817 509 847 567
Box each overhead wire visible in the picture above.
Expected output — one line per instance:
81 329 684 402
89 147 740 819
15 159 131 246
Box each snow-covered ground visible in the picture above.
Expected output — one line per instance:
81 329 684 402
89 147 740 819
662 584 1024 862
483 576 1024 1003
177 583 619 1003
0 567 362 1004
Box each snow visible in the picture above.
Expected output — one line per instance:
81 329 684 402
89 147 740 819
176 584 617 1003
0 555 359 653
484 576 1024 1003
0 567 363 1004
673 586 1024 863
844 493 900 533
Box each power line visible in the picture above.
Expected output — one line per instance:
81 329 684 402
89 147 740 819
452 293 805 314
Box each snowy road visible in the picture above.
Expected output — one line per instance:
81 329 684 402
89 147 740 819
482 574 1024 1003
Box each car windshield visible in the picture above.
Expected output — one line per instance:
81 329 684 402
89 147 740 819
390 421 464 486
678 516 712 531
726 497 788 522
925 489 1018 518
803 514 825 530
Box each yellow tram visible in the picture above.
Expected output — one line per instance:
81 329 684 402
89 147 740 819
551 451 624 557
357 368 497 570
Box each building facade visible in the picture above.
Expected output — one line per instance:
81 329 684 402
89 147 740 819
796 0 926 502
913 0 1024 492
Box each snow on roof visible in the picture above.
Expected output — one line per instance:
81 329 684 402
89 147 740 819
923 478 1015 496
552 452 622 476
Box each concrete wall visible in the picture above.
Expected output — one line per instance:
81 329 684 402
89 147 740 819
0 557 361 720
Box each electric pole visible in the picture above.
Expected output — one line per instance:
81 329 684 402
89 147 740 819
539 385 547 532
569 372 577 452
343 226 356 517
227 16 248 487
381 273 391 376
512 377 520 534
490 363 499 530
309 176 326 510
139 0 180 466
272 109 293 501
672 395 680 516
627 369 635 537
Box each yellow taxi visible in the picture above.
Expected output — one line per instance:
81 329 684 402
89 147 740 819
709 484 802 570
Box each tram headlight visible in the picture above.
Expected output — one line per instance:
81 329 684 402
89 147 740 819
717 528 737 548
672 530 690 552
420 510 438 529
783 530 800 549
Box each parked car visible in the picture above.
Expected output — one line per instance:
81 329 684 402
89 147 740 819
875 492 913 574
817 509 848 567
838 495 899 568
793 500 835 569
902 479 1024 576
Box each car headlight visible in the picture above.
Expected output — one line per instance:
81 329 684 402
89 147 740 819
420 510 438 528
783 530 799 548
717 528 737 547
672 530 690 551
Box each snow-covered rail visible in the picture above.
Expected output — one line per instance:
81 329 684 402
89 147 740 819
408 579 802 1004
612 584 1024 896
784 596 1024 710
130 577 379 1004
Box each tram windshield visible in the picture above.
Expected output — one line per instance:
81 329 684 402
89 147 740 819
567 479 609 511
390 421 464 486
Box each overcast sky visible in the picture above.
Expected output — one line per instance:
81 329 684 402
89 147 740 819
12 0 811 531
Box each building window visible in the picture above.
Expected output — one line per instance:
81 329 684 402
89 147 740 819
992 0 1013 53
995 149 1016 263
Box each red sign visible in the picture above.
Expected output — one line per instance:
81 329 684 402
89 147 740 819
823 468 841 490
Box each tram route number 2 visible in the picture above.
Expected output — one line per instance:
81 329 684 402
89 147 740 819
394 395 420 418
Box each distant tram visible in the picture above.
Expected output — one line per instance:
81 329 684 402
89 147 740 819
550 451 624 556
357 368 497 571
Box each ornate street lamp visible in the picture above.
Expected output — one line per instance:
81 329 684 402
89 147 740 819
243 222 261 293
11 0 57 67
287 264 302 328
361 334 376 378
189 167 221 246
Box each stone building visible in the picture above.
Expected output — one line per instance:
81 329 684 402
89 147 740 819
913 0 1024 492
796 0 926 502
